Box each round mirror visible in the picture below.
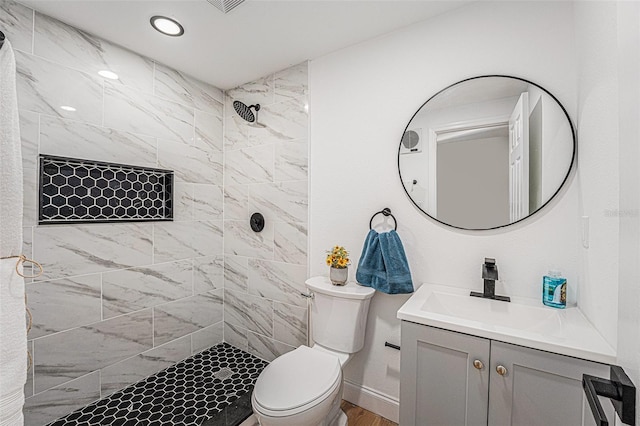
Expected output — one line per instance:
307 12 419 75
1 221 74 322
398 75 575 230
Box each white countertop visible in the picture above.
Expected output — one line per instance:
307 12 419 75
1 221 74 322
397 283 616 364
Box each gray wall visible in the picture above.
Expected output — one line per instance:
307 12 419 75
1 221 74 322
436 136 509 229
222 63 310 362
1 1 225 424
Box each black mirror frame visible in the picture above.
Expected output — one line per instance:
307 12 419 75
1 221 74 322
397 74 577 231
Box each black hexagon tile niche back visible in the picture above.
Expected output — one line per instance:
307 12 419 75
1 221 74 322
39 155 173 224
46 343 268 426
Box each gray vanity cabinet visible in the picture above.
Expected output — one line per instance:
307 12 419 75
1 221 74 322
400 321 613 426
400 321 490 426
488 340 612 426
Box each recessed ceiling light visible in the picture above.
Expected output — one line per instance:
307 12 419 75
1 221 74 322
98 70 119 80
60 105 76 112
150 16 184 37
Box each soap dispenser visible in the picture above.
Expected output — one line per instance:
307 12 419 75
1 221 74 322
543 271 566 308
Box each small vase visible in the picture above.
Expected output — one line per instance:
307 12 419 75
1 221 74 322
330 266 348 286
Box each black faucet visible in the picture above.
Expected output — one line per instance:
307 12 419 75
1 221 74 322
470 258 510 302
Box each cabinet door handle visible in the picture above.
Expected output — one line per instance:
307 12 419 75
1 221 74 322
496 365 508 376
473 360 484 370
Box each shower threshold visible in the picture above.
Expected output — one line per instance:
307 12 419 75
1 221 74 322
46 343 267 426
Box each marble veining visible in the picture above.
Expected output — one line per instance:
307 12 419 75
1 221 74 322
172 182 195 221
27 274 102 339
274 222 307 265
249 180 308 224
247 331 294 363
153 291 223 346
153 221 223 263
274 302 307 347
34 12 154 93
16 51 103 125
191 322 224 353
194 256 224 294
224 255 249 293
19 109 38 170
193 184 223 220
249 97 308 146
22 166 36 227
22 227 32 280
39 115 157 167
154 63 224 110
275 140 308 181
224 114 250 151
24 371 100 426
224 145 274 185
195 108 224 152
158 138 223 184
274 62 309 102
33 224 153 281
247 258 307 307
223 184 249 221
224 323 248 351
224 220 274 260
0 0 34 53
104 82 194 144
102 260 193 319
34 310 153 393
100 335 191 397
226 76 274 108
224 289 273 336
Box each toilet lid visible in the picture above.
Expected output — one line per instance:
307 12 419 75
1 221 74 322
253 346 341 412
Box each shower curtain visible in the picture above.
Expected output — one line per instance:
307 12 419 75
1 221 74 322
0 39 27 426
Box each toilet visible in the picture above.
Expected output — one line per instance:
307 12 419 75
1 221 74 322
251 276 375 426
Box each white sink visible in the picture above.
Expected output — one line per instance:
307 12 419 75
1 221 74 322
421 289 555 331
397 283 616 364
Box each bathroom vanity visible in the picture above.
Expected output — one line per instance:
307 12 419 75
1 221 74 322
397 284 617 426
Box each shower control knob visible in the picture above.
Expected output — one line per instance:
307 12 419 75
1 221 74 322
496 365 508 376
250 212 265 232
473 360 484 370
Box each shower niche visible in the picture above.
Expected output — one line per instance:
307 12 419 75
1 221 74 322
38 155 173 224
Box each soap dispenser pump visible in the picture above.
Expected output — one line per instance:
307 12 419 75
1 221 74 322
543 271 566 308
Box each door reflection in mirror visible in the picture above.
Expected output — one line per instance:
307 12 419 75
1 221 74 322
398 76 575 230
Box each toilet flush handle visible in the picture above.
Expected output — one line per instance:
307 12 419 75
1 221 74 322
300 292 314 299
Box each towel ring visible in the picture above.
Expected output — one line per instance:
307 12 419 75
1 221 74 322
369 208 397 231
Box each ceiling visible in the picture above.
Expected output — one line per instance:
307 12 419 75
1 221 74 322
21 0 470 89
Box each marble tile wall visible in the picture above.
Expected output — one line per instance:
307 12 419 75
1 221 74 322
223 62 310 362
0 2 225 424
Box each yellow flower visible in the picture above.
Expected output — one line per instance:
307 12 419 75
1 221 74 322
326 245 350 268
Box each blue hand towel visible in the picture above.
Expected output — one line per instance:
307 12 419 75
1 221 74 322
378 230 413 294
356 229 414 294
355 229 385 287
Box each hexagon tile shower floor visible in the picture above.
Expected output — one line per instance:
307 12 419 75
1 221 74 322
46 343 267 426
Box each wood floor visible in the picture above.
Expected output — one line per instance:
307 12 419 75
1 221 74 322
341 400 398 426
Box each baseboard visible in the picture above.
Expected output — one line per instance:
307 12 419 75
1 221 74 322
342 379 399 423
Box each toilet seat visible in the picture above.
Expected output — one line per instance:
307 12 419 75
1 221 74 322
252 346 342 417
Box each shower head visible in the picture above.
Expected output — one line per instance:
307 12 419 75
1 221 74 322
233 101 265 127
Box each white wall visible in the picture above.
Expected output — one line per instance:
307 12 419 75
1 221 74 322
575 3 640 424
574 1 621 352
309 1 580 419
611 1 640 424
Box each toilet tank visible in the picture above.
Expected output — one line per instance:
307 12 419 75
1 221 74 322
305 276 375 353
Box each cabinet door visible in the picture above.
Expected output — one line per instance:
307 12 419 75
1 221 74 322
400 321 491 426
488 341 613 426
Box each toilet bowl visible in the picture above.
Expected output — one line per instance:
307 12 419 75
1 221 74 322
251 277 375 426
251 345 347 426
